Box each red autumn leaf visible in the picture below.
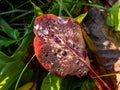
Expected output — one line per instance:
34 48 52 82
33 14 89 78
33 14 111 90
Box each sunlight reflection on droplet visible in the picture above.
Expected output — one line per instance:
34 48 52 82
34 24 39 30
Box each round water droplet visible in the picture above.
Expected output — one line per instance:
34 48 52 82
34 24 39 30
42 29 49 35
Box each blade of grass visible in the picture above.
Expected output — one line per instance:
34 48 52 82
0 17 12 30
79 2 107 10
70 0 79 13
16 1 30 9
15 54 35 90
0 17 20 40
0 10 27 16
4 0 14 10
93 72 120 78
9 10 33 22
58 0 63 16
56 0 72 17
63 5 72 17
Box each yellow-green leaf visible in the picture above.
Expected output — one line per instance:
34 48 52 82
30 0 43 16
75 12 88 23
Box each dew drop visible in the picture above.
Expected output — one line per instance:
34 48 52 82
42 29 49 35
58 17 68 24
34 24 39 30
